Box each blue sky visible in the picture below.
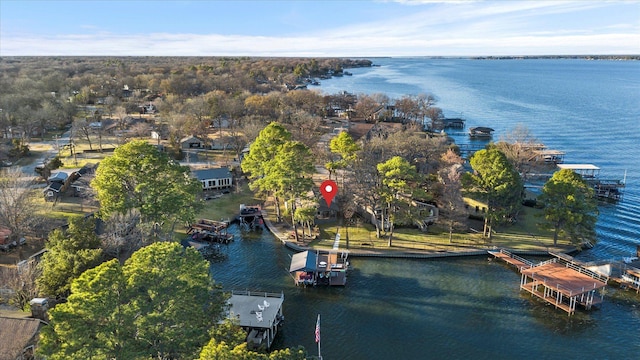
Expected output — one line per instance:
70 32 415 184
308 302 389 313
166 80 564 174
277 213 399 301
1 0 638 56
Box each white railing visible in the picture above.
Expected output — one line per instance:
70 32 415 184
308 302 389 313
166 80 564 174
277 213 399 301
232 290 284 299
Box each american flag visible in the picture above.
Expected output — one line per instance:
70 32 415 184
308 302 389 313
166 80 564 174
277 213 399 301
315 314 321 343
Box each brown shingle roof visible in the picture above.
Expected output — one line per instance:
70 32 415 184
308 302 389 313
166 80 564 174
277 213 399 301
0 317 42 360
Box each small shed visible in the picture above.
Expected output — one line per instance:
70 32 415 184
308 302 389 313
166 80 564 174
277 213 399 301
193 168 233 191
43 181 64 201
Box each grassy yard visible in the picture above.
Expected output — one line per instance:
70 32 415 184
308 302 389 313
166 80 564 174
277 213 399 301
33 195 97 220
196 183 262 222
305 204 572 253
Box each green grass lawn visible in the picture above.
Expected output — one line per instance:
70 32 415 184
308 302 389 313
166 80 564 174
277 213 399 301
33 195 98 219
307 204 572 253
196 183 261 221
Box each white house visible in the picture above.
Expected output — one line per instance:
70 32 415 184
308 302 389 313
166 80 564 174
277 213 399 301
193 168 232 191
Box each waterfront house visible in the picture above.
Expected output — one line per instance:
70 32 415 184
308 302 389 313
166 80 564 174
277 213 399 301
193 167 232 191
225 290 285 350
289 250 349 286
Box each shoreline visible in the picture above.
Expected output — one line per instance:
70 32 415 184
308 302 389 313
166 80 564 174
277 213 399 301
260 210 574 259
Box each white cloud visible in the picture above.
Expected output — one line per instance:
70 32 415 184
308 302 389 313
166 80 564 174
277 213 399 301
1 1 637 56
2 29 636 57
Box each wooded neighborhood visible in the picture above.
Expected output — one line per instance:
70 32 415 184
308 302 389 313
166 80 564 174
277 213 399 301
0 56 602 359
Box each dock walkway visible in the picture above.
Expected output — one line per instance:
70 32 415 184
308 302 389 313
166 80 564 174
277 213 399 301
488 249 534 271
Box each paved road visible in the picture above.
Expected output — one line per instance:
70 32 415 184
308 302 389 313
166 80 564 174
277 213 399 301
19 130 72 176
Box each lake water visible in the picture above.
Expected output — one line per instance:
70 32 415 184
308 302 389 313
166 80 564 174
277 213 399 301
211 59 640 359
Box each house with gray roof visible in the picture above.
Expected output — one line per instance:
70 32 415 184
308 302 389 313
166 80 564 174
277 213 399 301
193 167 232 191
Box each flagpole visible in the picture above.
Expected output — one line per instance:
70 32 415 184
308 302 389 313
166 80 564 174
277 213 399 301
316 314 322 360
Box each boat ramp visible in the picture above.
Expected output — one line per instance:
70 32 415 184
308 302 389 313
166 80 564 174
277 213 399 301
489 249 608 315
225 290 285 350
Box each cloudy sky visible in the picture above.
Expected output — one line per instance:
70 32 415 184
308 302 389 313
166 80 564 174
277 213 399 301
1 0 638 56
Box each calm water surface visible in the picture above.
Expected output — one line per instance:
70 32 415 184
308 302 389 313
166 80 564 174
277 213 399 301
211 59 640 359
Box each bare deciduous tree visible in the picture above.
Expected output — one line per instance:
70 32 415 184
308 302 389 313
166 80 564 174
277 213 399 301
495 124 541 181
0 168 43 240
438 150 468 243
0 260 41 310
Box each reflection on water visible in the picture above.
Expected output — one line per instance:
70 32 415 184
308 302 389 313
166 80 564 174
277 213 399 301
208 225 640 359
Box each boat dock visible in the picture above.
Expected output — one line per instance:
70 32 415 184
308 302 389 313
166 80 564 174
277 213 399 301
238 204 264 230
225 290 285 350
187 218 233 243
289 250 349 286
490 249 609 315
557 164 625 201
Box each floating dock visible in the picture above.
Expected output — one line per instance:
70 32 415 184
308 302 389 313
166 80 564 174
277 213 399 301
489 249 608 315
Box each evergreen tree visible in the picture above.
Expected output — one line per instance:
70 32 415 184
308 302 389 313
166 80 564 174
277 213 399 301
37 217 103 299
538 168 598 247
464 148 523 239
38 242 221 360
91 140 202 238
241 122 292 222
377 156 424 246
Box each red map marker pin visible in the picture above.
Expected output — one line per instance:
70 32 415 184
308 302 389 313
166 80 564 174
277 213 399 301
320 180 338 207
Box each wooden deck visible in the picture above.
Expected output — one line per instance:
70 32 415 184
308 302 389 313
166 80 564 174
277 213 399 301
520 261 607 315
490 248 608 315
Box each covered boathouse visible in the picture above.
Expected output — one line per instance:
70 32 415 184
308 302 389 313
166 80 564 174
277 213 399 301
289 250 348 286
489 249 608 315
225 290 285 350
557 163 625 201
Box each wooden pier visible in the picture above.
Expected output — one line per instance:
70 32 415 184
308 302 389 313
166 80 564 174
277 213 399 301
490 249 608 315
